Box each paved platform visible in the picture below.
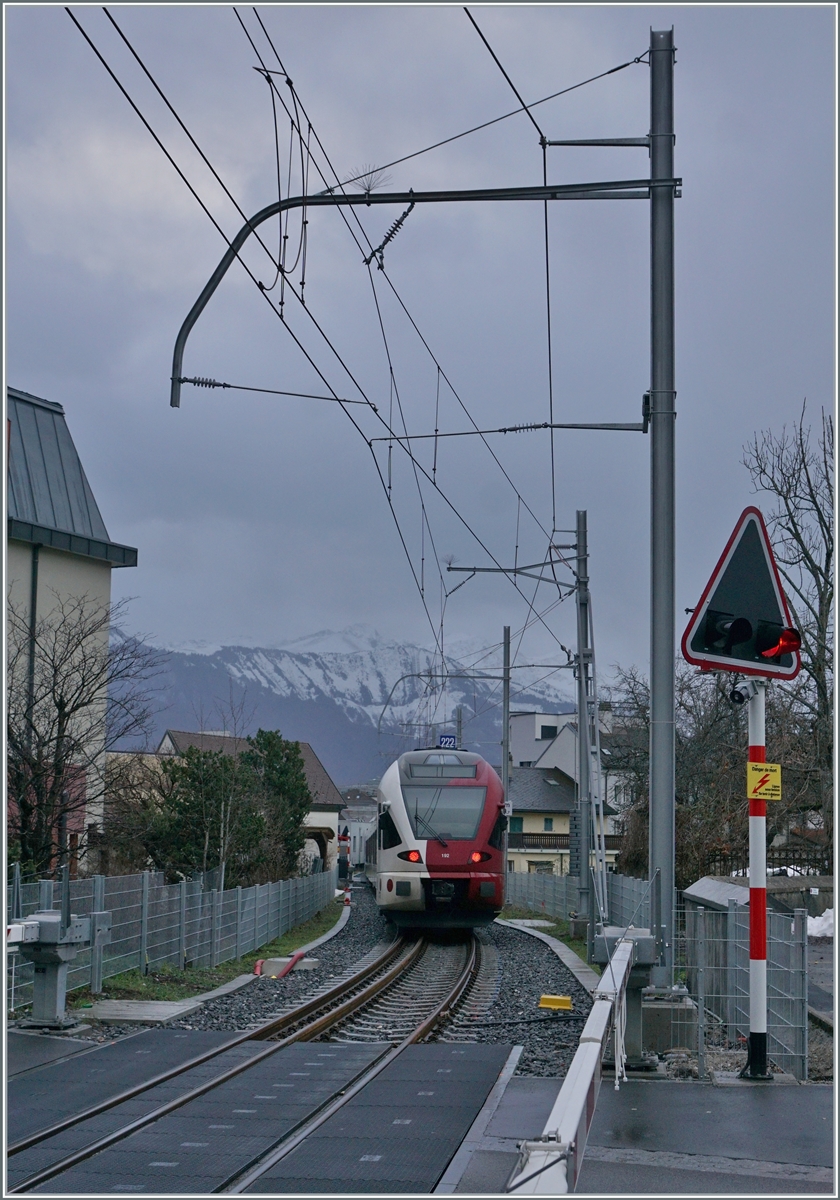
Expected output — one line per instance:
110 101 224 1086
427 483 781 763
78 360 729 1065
809 940 834 1022
446 1076 834 1194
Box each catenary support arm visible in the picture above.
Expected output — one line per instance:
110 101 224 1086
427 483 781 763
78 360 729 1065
169 177 678 407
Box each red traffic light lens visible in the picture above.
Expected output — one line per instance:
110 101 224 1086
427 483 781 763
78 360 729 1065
760 627 801 658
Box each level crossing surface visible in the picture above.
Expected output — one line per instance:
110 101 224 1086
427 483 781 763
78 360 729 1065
7 1029 513 1194
7 1028 242 1147
244 1042 512 1193
7 1030 95 1079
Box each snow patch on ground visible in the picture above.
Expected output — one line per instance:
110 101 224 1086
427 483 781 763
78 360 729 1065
808 907 833 938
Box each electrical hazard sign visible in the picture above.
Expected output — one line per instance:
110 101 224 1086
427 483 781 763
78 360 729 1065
747 762 781 801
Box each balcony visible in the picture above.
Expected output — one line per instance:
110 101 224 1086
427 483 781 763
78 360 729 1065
507 832 622 851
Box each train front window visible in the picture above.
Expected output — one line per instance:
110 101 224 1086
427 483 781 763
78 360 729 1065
402 786 487 840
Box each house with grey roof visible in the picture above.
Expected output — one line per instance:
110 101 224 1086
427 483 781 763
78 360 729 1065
506 765 619 876
156 729 345 871
7 386 138 866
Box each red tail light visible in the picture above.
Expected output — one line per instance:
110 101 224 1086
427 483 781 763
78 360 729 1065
470 851 491 863
398 849 423 863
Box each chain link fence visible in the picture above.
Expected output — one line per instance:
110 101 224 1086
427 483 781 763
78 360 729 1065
7 867 338 1012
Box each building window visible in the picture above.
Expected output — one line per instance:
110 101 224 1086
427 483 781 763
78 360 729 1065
509 817 523 833
540 725 558 740
543 817 553 832
519 761 532 768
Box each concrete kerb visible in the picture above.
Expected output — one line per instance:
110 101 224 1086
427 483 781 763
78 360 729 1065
808 1006 834 1034
496 918 602 994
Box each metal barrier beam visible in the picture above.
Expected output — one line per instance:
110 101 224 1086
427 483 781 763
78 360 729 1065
507 936 654 1194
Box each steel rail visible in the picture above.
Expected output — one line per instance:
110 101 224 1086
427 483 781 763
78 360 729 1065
169 178 681 409
9 937 425 1194
7 934 410 1165
224 933 480 1193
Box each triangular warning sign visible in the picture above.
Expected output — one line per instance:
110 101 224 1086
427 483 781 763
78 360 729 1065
681 506 801 679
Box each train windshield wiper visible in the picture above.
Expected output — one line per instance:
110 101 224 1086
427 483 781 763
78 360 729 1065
415 810 448 847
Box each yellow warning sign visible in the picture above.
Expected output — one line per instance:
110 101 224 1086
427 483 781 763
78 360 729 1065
747 762 782 800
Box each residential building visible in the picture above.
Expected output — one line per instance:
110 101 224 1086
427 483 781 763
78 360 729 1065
157 730 345 870
6 386 138 868
506 766 577 875
509 706 628 834
339 804 378 867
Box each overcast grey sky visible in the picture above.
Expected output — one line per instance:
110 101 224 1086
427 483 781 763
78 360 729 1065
4 4 835 685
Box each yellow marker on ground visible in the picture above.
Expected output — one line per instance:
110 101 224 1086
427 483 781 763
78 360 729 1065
538 995 572 1010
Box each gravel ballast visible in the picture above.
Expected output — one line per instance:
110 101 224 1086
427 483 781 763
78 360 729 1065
441 920 593 1078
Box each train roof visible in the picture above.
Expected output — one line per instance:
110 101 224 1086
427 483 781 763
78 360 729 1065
393 748 495 783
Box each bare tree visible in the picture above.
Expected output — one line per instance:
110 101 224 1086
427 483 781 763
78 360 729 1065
7 593 164 876
742 403 834 845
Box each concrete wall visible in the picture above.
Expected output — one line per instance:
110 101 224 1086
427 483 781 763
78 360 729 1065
7 539 113 839
7 540 112 618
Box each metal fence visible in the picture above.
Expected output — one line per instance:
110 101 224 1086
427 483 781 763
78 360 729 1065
506 870 581 918
6 867 338 1012
677 901 809 1080
505 871 809 1080
506 870 656 931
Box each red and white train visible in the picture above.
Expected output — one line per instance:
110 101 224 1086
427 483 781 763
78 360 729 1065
364 749 506 928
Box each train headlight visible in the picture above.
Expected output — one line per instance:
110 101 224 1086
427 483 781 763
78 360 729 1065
397 849 423 864
470 851 491 863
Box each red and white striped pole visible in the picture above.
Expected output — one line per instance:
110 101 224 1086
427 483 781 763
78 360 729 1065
743 678 772 1079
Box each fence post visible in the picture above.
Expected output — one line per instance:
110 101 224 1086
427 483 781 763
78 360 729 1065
179 881 187 969
39 878 53 910
235 886 242 961
210 889 220 968
696 905 706 1080
726 897 738 1045
90 875 106 993
793 907 808 1081
139 871 150 975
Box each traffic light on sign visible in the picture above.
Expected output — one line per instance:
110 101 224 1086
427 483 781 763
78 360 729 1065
682 508 801 679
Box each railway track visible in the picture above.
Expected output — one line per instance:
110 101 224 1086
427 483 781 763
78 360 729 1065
8 932 479 1194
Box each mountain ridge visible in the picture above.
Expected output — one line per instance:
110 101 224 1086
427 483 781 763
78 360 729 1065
143 627 574 787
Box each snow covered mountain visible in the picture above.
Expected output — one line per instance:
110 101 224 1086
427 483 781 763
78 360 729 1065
145 625 574 786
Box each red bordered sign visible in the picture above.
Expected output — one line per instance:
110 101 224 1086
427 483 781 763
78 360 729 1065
681 506 801 679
